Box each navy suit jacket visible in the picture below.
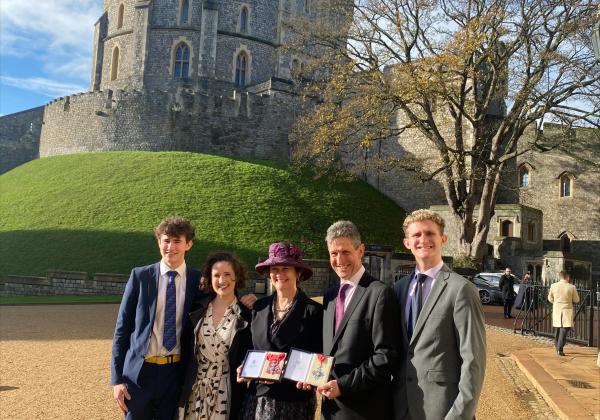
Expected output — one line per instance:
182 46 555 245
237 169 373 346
110 262 201 387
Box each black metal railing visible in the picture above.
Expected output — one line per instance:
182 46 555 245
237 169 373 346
514 283 598 348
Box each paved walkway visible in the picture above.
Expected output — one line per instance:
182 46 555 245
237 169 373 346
483 304 600 420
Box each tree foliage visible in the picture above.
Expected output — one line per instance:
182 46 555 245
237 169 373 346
287 0 600 262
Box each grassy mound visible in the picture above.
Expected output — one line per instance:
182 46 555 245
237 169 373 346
0 152 405 276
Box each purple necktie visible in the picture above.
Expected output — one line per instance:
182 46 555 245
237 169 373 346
335 283 350 333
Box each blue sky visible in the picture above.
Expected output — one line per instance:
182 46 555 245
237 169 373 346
0 0 103 115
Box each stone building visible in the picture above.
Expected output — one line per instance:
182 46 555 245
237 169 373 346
0 0 598 286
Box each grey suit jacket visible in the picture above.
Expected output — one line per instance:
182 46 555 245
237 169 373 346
322 271 400 420
392 265 486 420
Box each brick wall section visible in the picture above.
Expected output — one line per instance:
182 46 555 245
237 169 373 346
39 87 295 161
0 107 44 174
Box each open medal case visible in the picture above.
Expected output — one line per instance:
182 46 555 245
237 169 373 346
282 348 334 386
239 350 288 381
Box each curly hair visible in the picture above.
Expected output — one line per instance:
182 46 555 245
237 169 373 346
402 209 445 235
154 215 196 242
199 251 248 293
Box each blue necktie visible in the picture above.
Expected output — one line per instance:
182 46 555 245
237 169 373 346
407 273 427 340
163 270 177 351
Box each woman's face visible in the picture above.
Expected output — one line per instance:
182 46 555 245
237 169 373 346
269 265 298 294
211 261 236 299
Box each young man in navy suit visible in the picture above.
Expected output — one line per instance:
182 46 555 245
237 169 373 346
111 216 201 419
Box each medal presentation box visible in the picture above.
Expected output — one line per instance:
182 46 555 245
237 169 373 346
283 348 334 386
240 350 287 381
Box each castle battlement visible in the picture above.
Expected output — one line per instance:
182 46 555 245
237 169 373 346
40 87 296 160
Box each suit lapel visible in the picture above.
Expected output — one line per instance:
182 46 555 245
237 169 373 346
323 286 338 355
147 263 160 327
410 265 451 344
399 274 413 344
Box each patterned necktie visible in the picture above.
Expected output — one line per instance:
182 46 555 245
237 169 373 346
163 270 178 351
407 273 428 340
335 283 350 333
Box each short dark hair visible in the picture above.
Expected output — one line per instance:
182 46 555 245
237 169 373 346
559 271 570 279
200 251 248 292
154 215 195 242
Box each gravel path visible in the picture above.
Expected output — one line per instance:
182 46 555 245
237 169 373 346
0 304 559 419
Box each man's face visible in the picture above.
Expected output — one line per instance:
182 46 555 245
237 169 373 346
403 220 447 266
327 237 365 280
505 268 512 275
157 234 192 268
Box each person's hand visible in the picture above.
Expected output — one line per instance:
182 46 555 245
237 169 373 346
113 383 131 413
236 366 250 383
317 380 341 399
296 381 313 391
239 294 257 309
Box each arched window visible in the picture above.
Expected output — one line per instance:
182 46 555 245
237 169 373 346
560 233 571 253
180 0 190 25
235 52 248 87
519 166 529 188
173 43 190 79
291 58 301 78
501 220 513 237
117 4 124 29
239 7 248 33
111 46 120 81
560 174 571 197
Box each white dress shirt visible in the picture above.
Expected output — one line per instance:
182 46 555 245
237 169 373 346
147 260 188 356
405 260 444 327
340 265 366 310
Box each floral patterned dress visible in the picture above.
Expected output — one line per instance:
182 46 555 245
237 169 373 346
183 301 239 420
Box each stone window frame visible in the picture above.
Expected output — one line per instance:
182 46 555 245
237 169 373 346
499 219 514 237
110 45 121 81
169 37 194 80
304 0 310 14
558 231 574 253
238 4 250 34
232 46 252 87
117 3 125 29
526 221 535 242
518 163 533 188
558 171 575 198
178 0 192 26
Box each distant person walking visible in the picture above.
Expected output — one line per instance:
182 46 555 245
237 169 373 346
548 271 580 356
499 267 516 319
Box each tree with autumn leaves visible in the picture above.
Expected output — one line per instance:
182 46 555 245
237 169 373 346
287 0 600 264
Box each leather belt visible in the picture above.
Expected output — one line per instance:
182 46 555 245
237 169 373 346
144 354 181 364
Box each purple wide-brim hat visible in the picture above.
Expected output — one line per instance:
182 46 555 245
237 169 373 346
255 242 313 281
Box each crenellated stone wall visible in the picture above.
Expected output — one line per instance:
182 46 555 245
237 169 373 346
39 85 296 161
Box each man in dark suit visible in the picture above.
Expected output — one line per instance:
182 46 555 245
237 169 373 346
318 220 400 420
499 267 516 319
392 209 486 419
111 216 201 419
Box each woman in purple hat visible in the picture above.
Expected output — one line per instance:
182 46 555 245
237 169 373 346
240 242 323 420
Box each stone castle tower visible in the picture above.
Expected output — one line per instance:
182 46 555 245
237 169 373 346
33 0 318 161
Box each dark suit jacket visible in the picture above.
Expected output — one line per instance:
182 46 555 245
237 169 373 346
249 288 323 402
499 274 516 300
322 271 400 420
392 265 486 420
178 293 252 419
110 262 201 389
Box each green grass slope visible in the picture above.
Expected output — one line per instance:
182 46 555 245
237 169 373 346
0 152 405 276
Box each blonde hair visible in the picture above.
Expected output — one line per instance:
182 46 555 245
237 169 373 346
402 209 445 235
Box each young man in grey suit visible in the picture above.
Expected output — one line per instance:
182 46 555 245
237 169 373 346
317 220 400 419
392 210 486 419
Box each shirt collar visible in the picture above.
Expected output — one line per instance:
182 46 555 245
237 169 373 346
415 260 444 281
341 265 365 287
160 260 186 278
